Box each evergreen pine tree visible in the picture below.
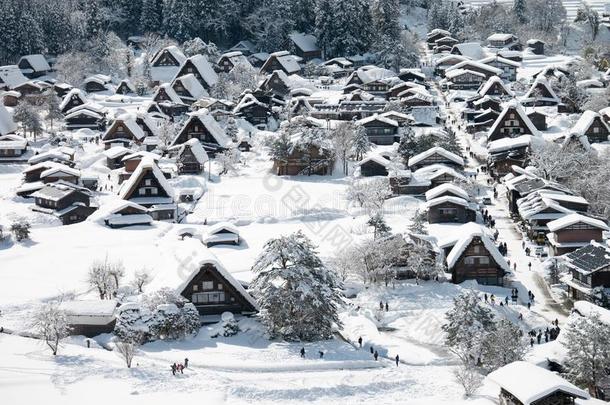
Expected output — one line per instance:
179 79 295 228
225 116 239 142
250 231 343 341
140 0 163 33
397 126 416 164
512 0 528 24
442 291 496 363
368 212 391 239
371 0 401 41
352 123 370 161
480 319 526 373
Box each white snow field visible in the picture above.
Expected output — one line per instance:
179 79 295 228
460 0 610 20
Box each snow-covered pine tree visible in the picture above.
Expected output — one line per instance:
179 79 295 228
114 306 153 343
352 122 370 161
397 126 416 164
563 312 610 394
437 131 462 156
512 0 527 24
180 303 202 337
314 0 335 58
250 231 343 341
140 0 163 34
368 212 391 239
225 116 239 142
44 91 63 131
442 291 496 363
409 209 428 235
371 0 401 41
480 319 526 373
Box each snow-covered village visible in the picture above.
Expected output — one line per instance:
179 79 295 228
1 0 610 403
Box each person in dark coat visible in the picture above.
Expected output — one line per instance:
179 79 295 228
184 358 189 368
527 302 531 310
537 333 541 344
300 347 305 358
530 337 534 347
358 336 363 348
171 363 177 375
385 302 389 312
374 351 379 361
370 346 374 354
395 355 399 366
319 351 324 358
379 301 384 310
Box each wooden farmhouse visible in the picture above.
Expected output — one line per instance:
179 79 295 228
172 54 218 90
570 110 610 144
486 135 532 178
288 32 321 61
17 54 51 79
426 196 476 224
39 164 80 184
0 134 27 160
64 105 106 131
356 155 395 177
487 361 590 405
433 54 470 76
171 73 207 104
60 300 118 337
94 200 153 229
217 51 252 73
487 33 521 50
273 134 333 176
527 111 547 130
83 74 111 93
118 157 175 221
522 76 560 106
561 242 610 305
479 55 519 82
60 88 87 113
446 228 509 286
31 181 96 225
443 69 486 90
355 115 399 145
171 111 229 156
258 70 292 97
168 138 209 174
408 147 464 171
477 76 513 98
527 39 545 55
102 115 146 149
546 213 608 256
152 46 186 68
487 101 539 142
260 51 301 75
115 79 136 95
445 60 503 80
426 29 452 49
203 222 240 247
233 93 272 126
161 246 258 316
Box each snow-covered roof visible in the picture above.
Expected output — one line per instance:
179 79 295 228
84 74 111 85
445 68 486 79
547 213 608 232
356 154 394 169
446 226 509 271
116 79 137 93
61 300 117 318
487 33 515 42
451 42 485 60
265 51 301 74
119 156 174 201
40 165 80 179
434 54 471 67
205 222 240 238
0 133 26 149
479 55 520 68
0 65 28 88
60 89 87 112
524 75 559 101
150 238 258 309
446 60 503 76
289 32 320 53
487 361 589 405
478 76 514 97
171 138 209 164
152 46 187 66
571 110 610 136
427 28 451 38
175 111 229 148
0 104 17 136
487 135 533 153
179 54 218 88
425 183 469 201
173 73 207 100
154 83 184 105
488 100 539 137
104 114 146 141
355 114 398 127
19 54 50 72
426 195 470 209
408 146 464 167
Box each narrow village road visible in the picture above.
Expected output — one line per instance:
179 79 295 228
436 87 570 324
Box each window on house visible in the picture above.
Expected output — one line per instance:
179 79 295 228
144 179 152 186
193 284 198 292
202 281 214 290
509 113 515 119
593 127 599 134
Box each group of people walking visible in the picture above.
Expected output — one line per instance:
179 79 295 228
170 358 189 376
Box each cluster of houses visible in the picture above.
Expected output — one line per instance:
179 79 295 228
424 27 610 307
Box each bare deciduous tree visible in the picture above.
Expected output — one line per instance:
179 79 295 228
32 302 71 356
